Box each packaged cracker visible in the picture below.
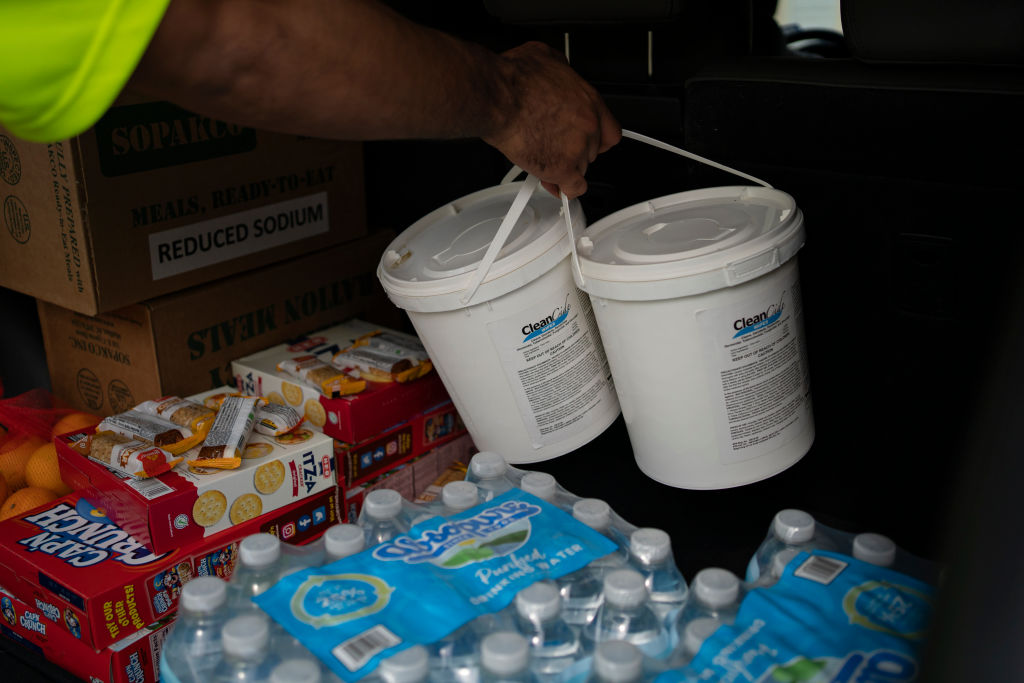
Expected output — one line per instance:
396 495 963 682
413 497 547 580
97 409 202 454
333 331 433 383
253 401 303 437
199 391 303 437
70 430 182 479
190 395 259 470
277 355 365 398
135 396 216 436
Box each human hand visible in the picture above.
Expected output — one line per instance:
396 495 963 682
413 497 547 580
483 41 621 199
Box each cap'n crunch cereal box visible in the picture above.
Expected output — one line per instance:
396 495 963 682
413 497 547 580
0 489 338 650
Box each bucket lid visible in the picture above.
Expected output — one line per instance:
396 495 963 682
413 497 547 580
378 182 585 313
576 186 804 301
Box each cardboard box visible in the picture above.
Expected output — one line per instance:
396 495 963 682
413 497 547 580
342 432 476 522
55 387 336 554
0 489 339 650
36 229 406 416
0 587 171 683
335 400 466 487
233 319 452 443
0 99 367 315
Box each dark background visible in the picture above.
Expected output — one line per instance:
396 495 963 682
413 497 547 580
3 1 1024 680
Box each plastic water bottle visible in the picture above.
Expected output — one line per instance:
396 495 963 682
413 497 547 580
767 547 801 584
690 568 741 622
379 645 430 683
573 499 630 564
557 499 627 627
586 569 669 659
675 617 721 667
213 613 279 683
269 657 322 683
466 452 515 501
588 640 645 683
513 581 581 680
428 621 481 683
228 533 284 610
480 631 532 682
519 472 558 504
162 576 230 683
628 528 688 627
324 523 366 563
747 509 822 581
441 480 481 516
852 532 897 567
360 489 410 546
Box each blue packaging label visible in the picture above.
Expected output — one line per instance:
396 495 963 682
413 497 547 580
657 551 935 683
255 489 617 681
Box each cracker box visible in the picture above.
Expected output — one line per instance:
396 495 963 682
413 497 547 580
232 319 452 443
0 489 339 650
335 400 467 487
55 387 336 554
0 586 171 683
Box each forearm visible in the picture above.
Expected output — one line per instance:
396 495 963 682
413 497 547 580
131 0 512 141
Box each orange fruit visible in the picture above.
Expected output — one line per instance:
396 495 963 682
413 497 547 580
0 423 8 449
51 412 102 438
25 442 72 496
0 476 8 508
0 435 47 492
0 486 59 521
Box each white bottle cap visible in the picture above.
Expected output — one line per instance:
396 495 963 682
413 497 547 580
693 568 740 609
770 548 801 579
573 498 612 531
594 640 644 683
853 533 897 567
603 569 648 609
520 472 557 501
682 617 721 657
514 581 562 622
364 489 403 520
469 451 507 479
324 524 365 560
773 509 816 544
441 481 479 512
629 528 671 565
239 533 281 568
480 631 529 676
379 645 429 683
270 658 322 683
221 613 270 659
180 576 227 613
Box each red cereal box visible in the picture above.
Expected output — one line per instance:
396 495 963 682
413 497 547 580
0 489 339 650
0 585 171 683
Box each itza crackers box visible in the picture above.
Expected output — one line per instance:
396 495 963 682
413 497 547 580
55 387 335 554
232 319 451 443
0 490 338 651
0 585 171 683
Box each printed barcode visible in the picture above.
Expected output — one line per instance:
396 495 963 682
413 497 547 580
332 625 401 671
126 477 173 500
794 554 848 585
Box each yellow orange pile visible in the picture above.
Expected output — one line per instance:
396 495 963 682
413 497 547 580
0 411 101 520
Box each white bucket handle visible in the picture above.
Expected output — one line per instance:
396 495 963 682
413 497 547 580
475 132 773 301
459 173 540 305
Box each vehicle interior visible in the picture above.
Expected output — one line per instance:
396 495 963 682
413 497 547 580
1 0 1022 679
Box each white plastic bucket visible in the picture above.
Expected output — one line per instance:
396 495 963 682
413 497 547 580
574 183 814 489
377 177 621 464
